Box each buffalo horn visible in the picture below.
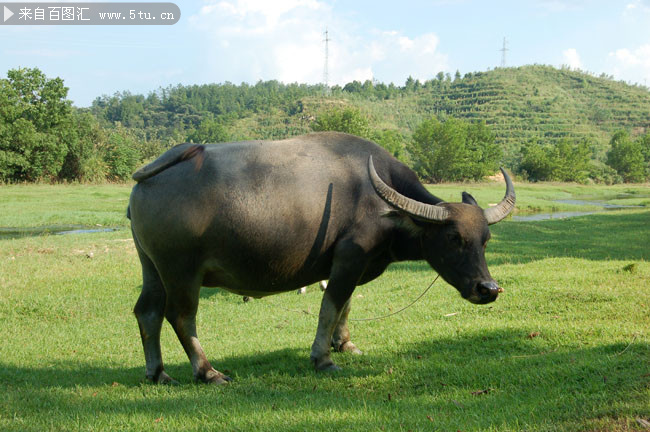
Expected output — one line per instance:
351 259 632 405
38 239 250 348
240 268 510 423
483 168 516 225
368 156 450 223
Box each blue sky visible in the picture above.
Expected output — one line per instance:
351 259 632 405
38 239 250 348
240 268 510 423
2 0 650 106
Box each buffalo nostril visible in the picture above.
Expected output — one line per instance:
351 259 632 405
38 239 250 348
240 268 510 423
478 282 500 297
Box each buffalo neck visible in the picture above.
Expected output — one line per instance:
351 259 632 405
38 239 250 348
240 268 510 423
389 226 425 262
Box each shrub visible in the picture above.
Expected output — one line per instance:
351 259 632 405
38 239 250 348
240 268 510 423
370 129 405 160
58 112 107 182
606 130 647 182
311 107 371 138
187 118 229 144
103 127 140 181
408 117 501 182
519 139 591 182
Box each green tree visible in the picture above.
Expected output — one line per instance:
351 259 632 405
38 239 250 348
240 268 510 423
519 139 591 182
414 117 467 182
371 129 405 159
187 118 229 143
635 132 650 178
342 81 362 93
404 76 416 92
103 126 140 181
408 117 501 182
606 131 646 182
519 140 553 181
464 121 502 179
311 107 371 138
553 139 591 182
58 111 107 182
0 67 71 181
6 68 70 129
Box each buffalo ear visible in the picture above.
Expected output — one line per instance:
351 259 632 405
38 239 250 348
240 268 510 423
462 192 478 206
383 210 424 235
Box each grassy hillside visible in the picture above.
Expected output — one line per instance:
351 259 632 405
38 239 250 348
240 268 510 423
271 66 650 165
89 65 650 161
419 66 650 161
93 66 650 160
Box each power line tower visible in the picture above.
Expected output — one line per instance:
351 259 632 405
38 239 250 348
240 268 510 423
500 37 509 68
323 28 330 95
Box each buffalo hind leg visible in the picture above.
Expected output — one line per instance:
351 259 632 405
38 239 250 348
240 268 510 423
133 245 176 384
162 267 231 384
331 299 362 355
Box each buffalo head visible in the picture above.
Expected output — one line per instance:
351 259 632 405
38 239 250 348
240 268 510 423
368 157 515 304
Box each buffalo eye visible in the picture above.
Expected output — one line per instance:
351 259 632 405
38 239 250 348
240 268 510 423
446 232 464 247
483 232 492 248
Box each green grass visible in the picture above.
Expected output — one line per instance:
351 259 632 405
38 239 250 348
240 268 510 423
0 181 646 229
0 183 648 431
0 183 131 228
426 181 650 214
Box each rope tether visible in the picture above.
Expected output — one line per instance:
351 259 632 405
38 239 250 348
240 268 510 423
261 274 440 322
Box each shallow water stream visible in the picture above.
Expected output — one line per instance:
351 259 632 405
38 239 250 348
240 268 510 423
512 210 599 221
513 194 646 222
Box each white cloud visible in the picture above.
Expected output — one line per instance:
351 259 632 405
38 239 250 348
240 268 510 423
189 0 448 86
608 44 650 84
197 0 324 36
562 48 583 69
367 31 447 82
624 0 650 15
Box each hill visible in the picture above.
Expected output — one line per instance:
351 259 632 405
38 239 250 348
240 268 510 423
404 65 650 164
5 65 648 183
90 65 650 167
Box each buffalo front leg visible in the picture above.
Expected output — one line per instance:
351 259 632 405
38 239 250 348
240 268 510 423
331 299 362 355
133 241 176 384
161 265 231 384
310 290 346 371
310 241 364 371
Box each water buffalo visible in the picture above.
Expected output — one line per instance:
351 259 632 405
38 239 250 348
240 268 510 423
128 132 515 384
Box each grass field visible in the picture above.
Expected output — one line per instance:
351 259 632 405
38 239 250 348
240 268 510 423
0 182 648 431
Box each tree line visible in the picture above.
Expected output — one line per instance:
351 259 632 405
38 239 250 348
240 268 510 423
1 67 648 183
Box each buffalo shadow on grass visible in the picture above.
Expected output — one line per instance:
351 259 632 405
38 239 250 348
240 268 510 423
1 329 647 430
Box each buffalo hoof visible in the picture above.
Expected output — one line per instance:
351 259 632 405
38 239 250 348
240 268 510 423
338 341 363 355
332 339 363 355
148 371 179 386
311 355 341 372
318 362 341 372
206 374 232 385
198 368 232 385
